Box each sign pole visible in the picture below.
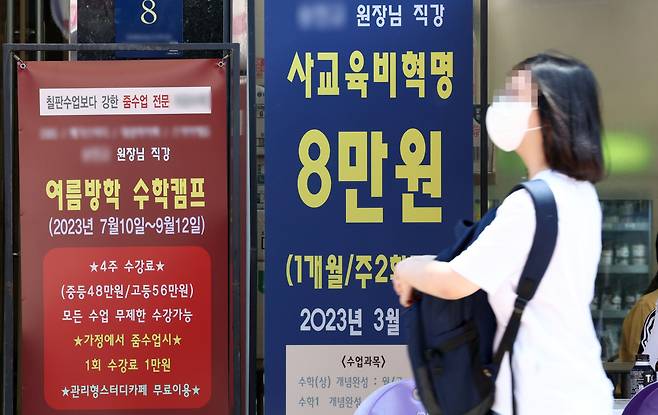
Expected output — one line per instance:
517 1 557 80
2 42 17 415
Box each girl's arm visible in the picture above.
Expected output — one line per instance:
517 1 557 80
394 255 480 305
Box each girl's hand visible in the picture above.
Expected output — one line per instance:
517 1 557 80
393 277 415 307
392 255 436 307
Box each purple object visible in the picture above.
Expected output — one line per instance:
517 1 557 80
354 379 428 415
636 388 658 415
623 382 658 415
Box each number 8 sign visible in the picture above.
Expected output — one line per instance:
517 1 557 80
141 0 158 25
115 0 182 58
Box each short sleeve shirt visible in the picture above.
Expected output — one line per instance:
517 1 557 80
450 170 613 415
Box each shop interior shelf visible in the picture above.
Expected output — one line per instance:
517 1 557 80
591 309 629 319
602 222 651 232
598 264 650 274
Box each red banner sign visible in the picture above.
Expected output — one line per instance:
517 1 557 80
18 59 230 414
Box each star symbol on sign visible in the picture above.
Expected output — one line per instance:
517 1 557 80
62 387 70 397
173 335 182 346
156 261 165 271
74 336 83 346
192 386 200 395
90 262 98 272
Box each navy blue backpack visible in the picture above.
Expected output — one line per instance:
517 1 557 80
405 180 558 415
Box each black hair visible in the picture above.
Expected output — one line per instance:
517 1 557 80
515 52 605 183
645 273 658 296
643 233 658 295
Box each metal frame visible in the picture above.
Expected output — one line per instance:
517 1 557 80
479 0 489 218
224 0 232 48
35 0 44 60
245 0 258 412
2 42 244 415
5 0 13 42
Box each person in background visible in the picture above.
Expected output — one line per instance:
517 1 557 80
619 234 658 362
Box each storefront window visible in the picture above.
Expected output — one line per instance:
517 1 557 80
487 0 658 366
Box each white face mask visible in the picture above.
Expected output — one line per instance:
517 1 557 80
485 101 541 152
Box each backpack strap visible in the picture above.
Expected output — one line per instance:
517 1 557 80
491 179 558 391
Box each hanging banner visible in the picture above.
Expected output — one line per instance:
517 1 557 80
17 59 231 414
265 1 473 414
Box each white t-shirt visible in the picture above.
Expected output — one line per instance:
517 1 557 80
450 170 613 415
